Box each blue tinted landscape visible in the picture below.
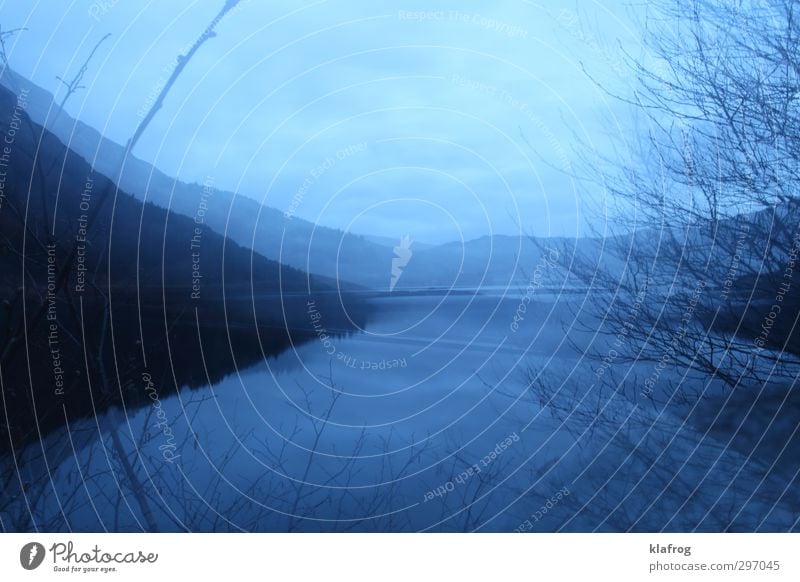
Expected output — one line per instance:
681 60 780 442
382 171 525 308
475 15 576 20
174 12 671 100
0 1 798 532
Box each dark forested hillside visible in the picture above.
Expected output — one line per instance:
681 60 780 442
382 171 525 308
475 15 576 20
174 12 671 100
0 68 394 289
0 84 367 452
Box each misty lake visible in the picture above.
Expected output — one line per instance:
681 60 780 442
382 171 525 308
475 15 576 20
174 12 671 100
15 289 796 532
19 290 589 531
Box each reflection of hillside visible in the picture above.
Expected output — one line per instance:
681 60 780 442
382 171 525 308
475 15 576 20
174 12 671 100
688 385 800 483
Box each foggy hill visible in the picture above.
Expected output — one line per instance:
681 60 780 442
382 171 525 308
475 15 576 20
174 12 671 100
0 83 367 452
1 67 393 289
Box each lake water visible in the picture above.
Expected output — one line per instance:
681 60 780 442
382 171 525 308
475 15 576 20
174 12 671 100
10 289 797 532
9 290 590 531
171 290 587 530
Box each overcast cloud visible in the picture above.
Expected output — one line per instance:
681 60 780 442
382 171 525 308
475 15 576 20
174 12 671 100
0 0 643 243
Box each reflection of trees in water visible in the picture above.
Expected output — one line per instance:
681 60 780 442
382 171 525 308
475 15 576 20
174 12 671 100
516 367 799 532
1 375 430 532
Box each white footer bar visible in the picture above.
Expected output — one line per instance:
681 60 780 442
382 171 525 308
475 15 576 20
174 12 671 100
1 533 797 580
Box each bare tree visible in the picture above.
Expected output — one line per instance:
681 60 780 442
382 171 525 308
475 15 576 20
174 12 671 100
566 0 800 396
1 0 244 367
517 0 800 532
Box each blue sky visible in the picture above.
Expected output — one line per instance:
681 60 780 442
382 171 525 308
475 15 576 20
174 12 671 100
0 0 643 243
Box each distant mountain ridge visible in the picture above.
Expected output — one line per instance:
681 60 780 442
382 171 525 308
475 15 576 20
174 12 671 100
0 68 617 292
